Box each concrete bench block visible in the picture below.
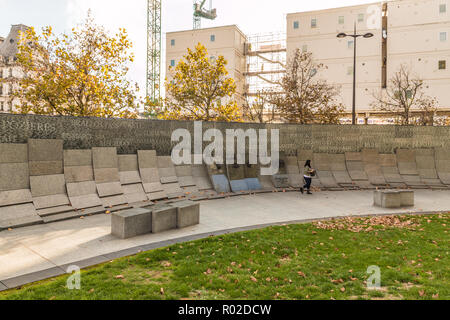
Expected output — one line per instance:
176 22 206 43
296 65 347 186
399 190 414 207
374 190 414 208
374 190 401 208
151 206 177 233
111 208 152 239
170 200 200 228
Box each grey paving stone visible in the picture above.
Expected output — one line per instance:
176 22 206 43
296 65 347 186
152 206 177 233
29 160 63 176
33 194 70 209
0 143 28 163
162 183 184 198
64 166 94 183
92 147 118 169
119 171 142 185
137 150 157 169
63 149 92 167
96 182 123 197
1 267 65 289
182 186 199 194
28 139 63 162
111 207 152 239
118 154 139 172
0 214 43 229
0 189 32 207
94 168 120 183
30 174 66 197
59 255 111 271
0 162 29 191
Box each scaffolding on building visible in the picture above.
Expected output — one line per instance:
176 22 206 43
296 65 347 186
244 32 286 98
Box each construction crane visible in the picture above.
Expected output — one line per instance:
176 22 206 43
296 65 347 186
146 0 217 101
193 0 217 29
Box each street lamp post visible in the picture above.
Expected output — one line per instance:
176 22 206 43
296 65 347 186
337 23 374 125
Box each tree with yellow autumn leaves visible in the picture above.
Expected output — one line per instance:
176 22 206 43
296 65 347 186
159 43 241 122
13 13 139 118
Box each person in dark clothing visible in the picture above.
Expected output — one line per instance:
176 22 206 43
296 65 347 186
300 160 314 195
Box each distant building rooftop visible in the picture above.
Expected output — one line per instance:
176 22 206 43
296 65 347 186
0 24 29 58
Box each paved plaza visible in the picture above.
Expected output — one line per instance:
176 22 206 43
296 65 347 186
1 189 449 290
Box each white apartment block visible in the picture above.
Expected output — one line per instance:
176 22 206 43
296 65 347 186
166 25 247 107
287 0 450 122
0 24 26 113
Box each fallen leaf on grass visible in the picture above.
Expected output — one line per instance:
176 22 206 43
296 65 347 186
115 275 124 279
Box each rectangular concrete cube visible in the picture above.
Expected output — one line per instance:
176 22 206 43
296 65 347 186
151 205 177 233
374 190 401 208
170 200 200 228
111 208 152 239
399 190 414 207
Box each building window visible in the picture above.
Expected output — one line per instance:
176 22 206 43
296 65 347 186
293 21 299 29
170 60 175 67
302 44 308 53
311 18 317 28
439 60 446 70
338 16 344 24
347 66 353 75
348 40 354 49
170 39 175 46
358 13 364 22
440 32 447 41
210 35 215 42
439 4 446 13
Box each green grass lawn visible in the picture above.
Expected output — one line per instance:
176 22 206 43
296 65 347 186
1 213 448 300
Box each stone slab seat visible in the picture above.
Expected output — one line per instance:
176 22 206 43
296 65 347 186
169 200 200 228
374 190 414 208
111 207 152 239
151 205 178 233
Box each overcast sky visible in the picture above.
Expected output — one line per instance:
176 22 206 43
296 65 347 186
0 0 377 98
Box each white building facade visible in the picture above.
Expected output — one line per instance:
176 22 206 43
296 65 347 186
287 0 450 123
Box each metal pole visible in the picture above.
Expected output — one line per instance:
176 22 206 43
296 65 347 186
352 23 357 125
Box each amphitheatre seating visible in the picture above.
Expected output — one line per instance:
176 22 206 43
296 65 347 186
345 152 374 189
414 149 446 188
175 164 199 196
362 149 388 187
118 154 150 206
313 153 340 189
92 147 131 212
227 163 250 193
207 163 231 193
137 150 167 201
244 163 263 191
435 148 450 186
379 154 406 188
271 154 290 189
0 143 42 229
64 149 104 216
396 149 425 188
28 139 78 223
286 156 302 188
329 153 354 188
157 156 185 199
191 161 217 199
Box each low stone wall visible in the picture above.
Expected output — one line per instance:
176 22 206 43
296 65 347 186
1 113 450 155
